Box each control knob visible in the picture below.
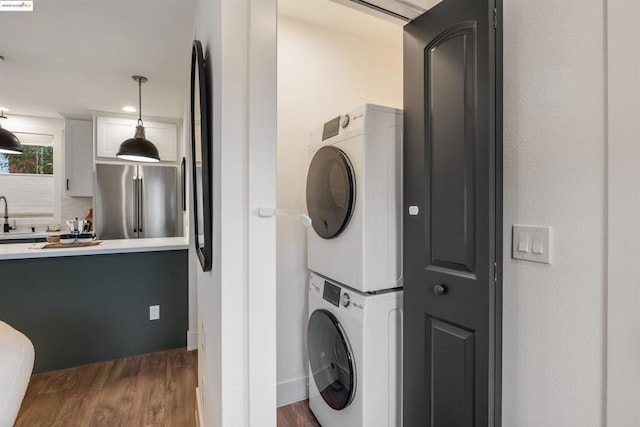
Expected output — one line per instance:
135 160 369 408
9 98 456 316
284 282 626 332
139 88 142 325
341 292 351 308
341 115 350 129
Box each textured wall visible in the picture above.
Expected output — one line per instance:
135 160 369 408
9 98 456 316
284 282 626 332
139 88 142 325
607 0 640 424
502 0 606 425
276 15 402 406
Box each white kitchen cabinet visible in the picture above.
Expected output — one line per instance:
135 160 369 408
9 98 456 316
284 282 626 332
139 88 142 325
64 119 94 197
96 116 178 162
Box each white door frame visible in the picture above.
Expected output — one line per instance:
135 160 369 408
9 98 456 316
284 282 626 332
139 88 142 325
607 0 640 425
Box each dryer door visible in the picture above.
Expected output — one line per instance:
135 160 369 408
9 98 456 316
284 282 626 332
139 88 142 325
307 309 356 410
306 146 356 239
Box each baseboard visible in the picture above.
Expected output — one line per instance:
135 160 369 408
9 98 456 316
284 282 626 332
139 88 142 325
196 386 204 427
277 375 308 407
187 330 198 351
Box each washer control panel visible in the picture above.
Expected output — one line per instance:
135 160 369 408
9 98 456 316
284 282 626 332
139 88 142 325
322 280 341 307
311 272 365 311
315 278 362 311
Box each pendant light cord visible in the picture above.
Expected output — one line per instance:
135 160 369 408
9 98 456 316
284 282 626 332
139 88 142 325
138 77 143 127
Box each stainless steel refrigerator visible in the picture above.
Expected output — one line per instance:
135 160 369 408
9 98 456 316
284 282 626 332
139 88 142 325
95 164 182 239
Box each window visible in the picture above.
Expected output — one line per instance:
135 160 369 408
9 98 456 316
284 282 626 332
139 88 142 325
0 132 55 217
0 145 53 174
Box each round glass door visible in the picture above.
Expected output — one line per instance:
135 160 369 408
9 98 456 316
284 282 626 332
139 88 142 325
306 146 356 239
307 309 355 410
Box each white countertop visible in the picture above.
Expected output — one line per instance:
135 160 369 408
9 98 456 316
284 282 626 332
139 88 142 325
0 237 188 260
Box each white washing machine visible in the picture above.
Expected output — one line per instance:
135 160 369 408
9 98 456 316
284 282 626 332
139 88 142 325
307 271 403 427
306 104 403 293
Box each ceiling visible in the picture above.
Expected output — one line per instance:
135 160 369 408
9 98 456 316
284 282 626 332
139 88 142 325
279 0 403 44
0 0 430 121
0 0 197 120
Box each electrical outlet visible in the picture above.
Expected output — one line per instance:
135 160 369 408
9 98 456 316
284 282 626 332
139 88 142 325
149 305 160 320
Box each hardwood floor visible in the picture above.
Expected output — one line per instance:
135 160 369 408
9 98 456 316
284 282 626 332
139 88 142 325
17 349 321 427
15 348 197 427
277 400 320 427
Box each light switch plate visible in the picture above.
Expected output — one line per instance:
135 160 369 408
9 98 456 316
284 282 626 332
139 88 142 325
512 225 552 264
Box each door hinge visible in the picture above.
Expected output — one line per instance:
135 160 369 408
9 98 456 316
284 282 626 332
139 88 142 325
493 8 497 28
494 262 498 283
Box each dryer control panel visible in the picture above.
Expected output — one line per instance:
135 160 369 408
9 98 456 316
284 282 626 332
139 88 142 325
321 116 341 141
317 106 368 145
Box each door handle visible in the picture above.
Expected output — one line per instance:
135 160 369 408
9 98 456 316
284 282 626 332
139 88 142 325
433 284 448 296
66 179 70 191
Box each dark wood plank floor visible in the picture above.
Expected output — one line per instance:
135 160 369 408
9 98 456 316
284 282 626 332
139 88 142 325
15 348 197 427
277 400 320 427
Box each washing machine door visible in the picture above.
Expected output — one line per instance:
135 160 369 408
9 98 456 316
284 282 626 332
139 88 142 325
306 146 356 239
307 309 356 410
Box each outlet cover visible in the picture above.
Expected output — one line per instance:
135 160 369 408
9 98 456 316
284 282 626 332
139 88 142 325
149 305 160 320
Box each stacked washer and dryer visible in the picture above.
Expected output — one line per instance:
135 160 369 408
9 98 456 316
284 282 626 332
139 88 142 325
305 104 404 427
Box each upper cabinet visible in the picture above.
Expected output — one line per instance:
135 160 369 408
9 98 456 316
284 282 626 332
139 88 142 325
64 119 94 197
96 117 179 162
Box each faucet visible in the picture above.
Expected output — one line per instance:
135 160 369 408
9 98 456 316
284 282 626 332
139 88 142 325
0 196 8 233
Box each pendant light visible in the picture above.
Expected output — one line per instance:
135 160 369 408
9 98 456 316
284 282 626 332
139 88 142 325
116 75 160 162
0 56 22 155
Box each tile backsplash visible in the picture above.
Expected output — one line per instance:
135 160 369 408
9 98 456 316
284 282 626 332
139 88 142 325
61 196 93 226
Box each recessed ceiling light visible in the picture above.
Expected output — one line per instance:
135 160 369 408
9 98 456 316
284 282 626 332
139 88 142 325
122 106 136 113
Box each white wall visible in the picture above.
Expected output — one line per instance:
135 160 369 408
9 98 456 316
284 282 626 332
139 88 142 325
192 2 223 425
276 15 402 406
502 1 606 426
194 0 277 426
606 0 640 425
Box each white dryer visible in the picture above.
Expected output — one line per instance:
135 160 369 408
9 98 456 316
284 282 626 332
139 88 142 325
307 271 403 427
306 104 403 293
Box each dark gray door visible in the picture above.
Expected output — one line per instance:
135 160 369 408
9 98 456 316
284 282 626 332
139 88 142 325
403 0 502 425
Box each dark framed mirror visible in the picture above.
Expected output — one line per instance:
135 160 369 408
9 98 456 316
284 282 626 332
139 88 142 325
191 39 212 271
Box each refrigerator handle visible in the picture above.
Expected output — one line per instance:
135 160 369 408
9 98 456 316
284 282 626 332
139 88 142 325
181 157 186 211
139 177 144 234
133 177 138 233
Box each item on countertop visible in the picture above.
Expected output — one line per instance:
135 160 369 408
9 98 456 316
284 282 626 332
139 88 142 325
59 232 93 244
42 240 101 249
66 218 89 234
47 224 60 232
59 233 75 244
77 233 94 243
85 209 93 232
